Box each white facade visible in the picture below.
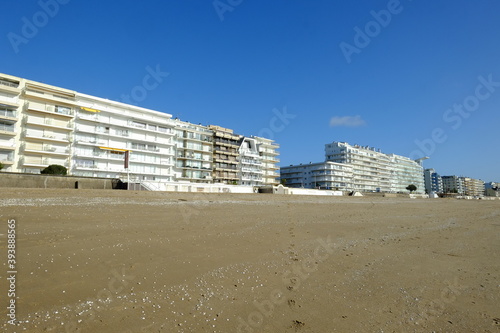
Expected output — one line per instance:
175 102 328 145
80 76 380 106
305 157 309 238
173 120 213 182
73 94 175 181
282 141 424 193
0 76 20 172
325 142 392 192
325 142 424 193
280 161 352 190
388 154 425 194
238 137 263 186
0 73 281 186
252 136 280 186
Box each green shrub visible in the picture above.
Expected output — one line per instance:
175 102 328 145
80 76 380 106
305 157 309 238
41 164 67 175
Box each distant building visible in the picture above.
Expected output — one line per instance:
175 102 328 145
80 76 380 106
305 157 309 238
280 161 353 190
462 177 485 197
485 182 499 197
442 175 484 196
281 141 425 193
442 176 465 194
388 154 426 194
324 142 425 193
424 168 443 194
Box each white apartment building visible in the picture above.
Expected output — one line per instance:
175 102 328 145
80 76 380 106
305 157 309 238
0 76 21 172
282 141 424 193
73 94 175 181
0 73 177 180
325 142 393 192
253 136 280 186
0 74 76 174
0 73 280 186
280 161 352 190
388 154 425 193
172 120 213 183
238 137 263 186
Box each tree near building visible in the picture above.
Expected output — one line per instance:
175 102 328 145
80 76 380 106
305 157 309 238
0 162 4 171
41 164 67 176
406 184 417 193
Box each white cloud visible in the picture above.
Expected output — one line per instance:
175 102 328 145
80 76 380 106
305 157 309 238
329 115 366 127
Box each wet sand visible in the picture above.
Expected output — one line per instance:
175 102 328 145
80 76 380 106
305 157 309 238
1 188 499 332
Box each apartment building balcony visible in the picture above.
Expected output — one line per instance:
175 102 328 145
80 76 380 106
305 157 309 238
23 143 70 156
73 164 125 173
76 112 102 123
0 148 14 165
214 165 238 172
0 78 21 94
258 142 279 149
0 143 15 151
178 146 213 154
24 88 78 106
214 176 239 182
181 132 212 143
0 123 15 136
23 130 70 143
241 176 263 182
0 109 17 122
176 154 213 162
0 158 14 165
178 175 213 182
214 156 238 164
26 102 74 118
129 146 163 155
133 158 173 167
74 138 108 147
75 125 112 135
25 116 72 131
241 166 264 173
260 150 279 156
214 148 238 156
261 156 280 163
127 120 174 135
177 165 212 172
0 96 21 109
214 138 240 147
21 156 69 168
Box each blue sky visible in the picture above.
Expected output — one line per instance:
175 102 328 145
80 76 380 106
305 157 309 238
2 0 499 182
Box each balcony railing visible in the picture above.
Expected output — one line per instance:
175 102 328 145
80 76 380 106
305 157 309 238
0 79 19 89
0 123 15 132
27 102 74 117
0 109 16 119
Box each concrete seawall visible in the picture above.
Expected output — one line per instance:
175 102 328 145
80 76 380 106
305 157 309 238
0 172 119 190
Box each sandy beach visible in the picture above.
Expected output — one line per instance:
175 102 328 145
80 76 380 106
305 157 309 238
1 189 499 332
